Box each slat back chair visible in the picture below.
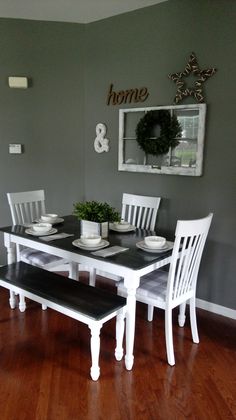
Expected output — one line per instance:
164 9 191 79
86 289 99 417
89 193 161 287
6 190 72 273
7 189 76 310
7 190 46 226
118 213 213 366
121 193 161 230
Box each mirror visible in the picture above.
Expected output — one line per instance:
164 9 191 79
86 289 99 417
118 104 206 176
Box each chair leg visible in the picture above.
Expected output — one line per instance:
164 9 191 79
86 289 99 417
189 296 199 343
147 305 154 321
115 309 125 361
178 302 186 327
165 308 175 366
89 268 96 287
68 262 78 280
9 290 17 309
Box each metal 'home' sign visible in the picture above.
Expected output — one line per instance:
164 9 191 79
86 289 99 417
106 83 149 106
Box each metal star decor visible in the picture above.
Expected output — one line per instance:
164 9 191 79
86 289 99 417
168 52 217 104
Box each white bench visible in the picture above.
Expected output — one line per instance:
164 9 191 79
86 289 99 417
0 262 126 381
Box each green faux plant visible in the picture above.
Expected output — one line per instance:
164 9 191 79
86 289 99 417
73 200 120 223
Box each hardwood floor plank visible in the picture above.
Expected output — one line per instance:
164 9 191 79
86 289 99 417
0 276 235 420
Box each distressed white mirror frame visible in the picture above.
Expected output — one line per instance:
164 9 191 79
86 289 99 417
118 104 207 176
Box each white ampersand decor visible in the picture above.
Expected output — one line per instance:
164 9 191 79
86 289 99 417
94 123 110 153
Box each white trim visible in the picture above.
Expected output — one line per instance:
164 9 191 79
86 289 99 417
196 298 236 320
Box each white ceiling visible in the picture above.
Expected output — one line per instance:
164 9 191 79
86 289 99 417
0 0 167 24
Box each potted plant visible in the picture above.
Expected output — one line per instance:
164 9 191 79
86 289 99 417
73 200 120 238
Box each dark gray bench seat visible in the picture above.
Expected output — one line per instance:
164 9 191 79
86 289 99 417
0 262 126 380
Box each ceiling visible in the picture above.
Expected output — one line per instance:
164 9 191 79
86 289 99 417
0 0 167 24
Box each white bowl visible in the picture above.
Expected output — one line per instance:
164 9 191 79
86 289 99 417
41 213 58 223
144 236 166 249
32 223 52 233
80 235 102 246
113 221 130 231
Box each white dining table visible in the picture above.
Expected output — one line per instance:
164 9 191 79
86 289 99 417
0 215 173 371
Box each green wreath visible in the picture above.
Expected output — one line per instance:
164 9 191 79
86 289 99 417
135 110 182 156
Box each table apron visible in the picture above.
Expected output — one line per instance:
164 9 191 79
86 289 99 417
4 232 171 279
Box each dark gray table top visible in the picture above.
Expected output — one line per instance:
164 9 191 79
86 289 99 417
0 215 173 271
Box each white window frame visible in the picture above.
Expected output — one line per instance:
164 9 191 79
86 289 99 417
118 104 207 176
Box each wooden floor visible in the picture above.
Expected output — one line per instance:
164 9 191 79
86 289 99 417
0 273 235 420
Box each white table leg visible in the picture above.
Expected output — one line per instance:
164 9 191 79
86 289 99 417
4 234 17 309
124 274 139 371
89 323 101 381
115 309 125 361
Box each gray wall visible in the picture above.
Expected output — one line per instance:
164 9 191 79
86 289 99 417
0 18 86 232
84 0 236 310
0 0 235 310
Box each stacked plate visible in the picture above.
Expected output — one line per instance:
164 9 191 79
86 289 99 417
25 223 57 237
136 236 173 253
73 238 109 251
38 214 64 225
109 221 135 233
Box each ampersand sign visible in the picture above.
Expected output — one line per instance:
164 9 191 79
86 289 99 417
94 123 110 153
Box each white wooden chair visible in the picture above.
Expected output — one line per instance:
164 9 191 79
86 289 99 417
7 190 73 274
121 193 161 231
89 193 161 286
118 213 213 366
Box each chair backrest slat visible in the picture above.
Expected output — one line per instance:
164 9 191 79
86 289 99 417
141 207 147 229
121 193 161 230
167 213 213 304
7 190 46 225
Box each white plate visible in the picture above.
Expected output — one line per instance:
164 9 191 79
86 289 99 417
72 239 110 251
25 227 58 237
136 240 174 253
109 224 136 233
37 217 64 225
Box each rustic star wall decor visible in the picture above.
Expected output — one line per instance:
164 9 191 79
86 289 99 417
168 52 217 104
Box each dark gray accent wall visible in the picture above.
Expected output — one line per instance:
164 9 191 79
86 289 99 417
0 18 85 262
0 0 235 311
84 0 236 310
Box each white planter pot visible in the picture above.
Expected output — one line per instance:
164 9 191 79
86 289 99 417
80 220 109 238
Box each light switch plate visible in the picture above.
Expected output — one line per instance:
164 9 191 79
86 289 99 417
9 143 22 154
8 77 28 89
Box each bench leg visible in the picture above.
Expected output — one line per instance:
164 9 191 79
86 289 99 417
89 323 101 381
115 310 125 361
19 293 26 312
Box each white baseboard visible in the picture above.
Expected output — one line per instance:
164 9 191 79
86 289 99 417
196 298 236 320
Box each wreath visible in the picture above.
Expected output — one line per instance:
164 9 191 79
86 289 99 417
135 110 182 156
